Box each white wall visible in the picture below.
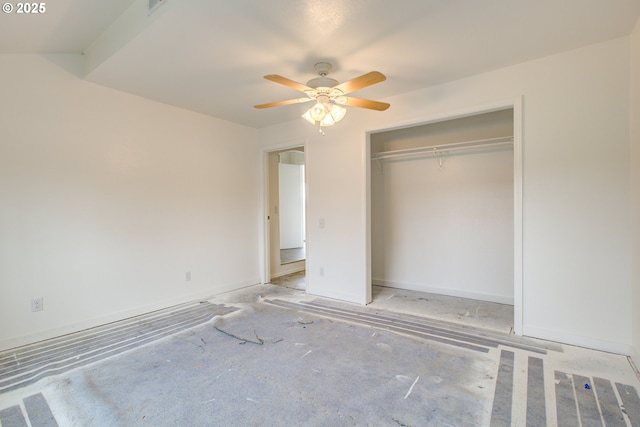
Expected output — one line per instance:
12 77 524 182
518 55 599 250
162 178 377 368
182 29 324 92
0 54 259 351
630 17 640 365
370 111 514 304
258 36 632 353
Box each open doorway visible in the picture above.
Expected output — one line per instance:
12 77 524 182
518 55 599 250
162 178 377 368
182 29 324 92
367 99 523 335
278 150 306 265
266 146 306 286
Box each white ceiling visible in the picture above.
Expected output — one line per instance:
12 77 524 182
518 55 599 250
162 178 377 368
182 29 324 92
3 0 639 128
0 0 136 53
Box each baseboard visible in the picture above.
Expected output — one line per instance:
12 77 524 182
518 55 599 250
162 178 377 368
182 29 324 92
523 325 634 356
307 285 367 305
0 278 258 353
629 346 640 379
372 278 514 305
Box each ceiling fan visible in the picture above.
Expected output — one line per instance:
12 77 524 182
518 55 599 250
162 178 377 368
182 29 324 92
254 62 390 132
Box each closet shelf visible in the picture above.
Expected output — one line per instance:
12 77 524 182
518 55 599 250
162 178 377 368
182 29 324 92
372 136 514 161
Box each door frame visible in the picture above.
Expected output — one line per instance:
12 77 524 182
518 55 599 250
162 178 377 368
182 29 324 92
258 139 308 284
365 97 523 334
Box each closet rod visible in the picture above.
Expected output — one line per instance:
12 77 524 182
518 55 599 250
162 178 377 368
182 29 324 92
372 136 513 161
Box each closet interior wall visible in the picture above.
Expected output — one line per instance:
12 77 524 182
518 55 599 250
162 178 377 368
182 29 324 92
370 109 515 305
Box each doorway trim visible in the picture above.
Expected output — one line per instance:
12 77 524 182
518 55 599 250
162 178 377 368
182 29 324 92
365 97 523 335
258 139 308 285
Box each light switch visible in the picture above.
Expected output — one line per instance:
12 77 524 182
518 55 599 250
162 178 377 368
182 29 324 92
319 218 325 229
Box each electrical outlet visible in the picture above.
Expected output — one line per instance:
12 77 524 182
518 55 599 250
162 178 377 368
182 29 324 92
31 297 43 312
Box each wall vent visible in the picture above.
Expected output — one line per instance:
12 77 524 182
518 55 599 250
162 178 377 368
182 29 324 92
148 0 167 14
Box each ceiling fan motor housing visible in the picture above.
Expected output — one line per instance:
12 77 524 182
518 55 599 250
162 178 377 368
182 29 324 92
307 62 338 89
306 77 339 90
314 61 332 75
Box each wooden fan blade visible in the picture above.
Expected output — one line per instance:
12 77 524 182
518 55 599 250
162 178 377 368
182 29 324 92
254 97 313 109
264 75 314 92
342 97 390 111
333 71 386 95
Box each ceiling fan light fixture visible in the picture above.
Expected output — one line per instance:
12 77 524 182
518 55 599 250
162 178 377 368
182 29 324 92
302 94 346 127
322 104 346 126
309 100 328 122
301 109 316 125
257 62 389 134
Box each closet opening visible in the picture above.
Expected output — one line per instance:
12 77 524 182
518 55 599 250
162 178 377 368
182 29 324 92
367 103 522 334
